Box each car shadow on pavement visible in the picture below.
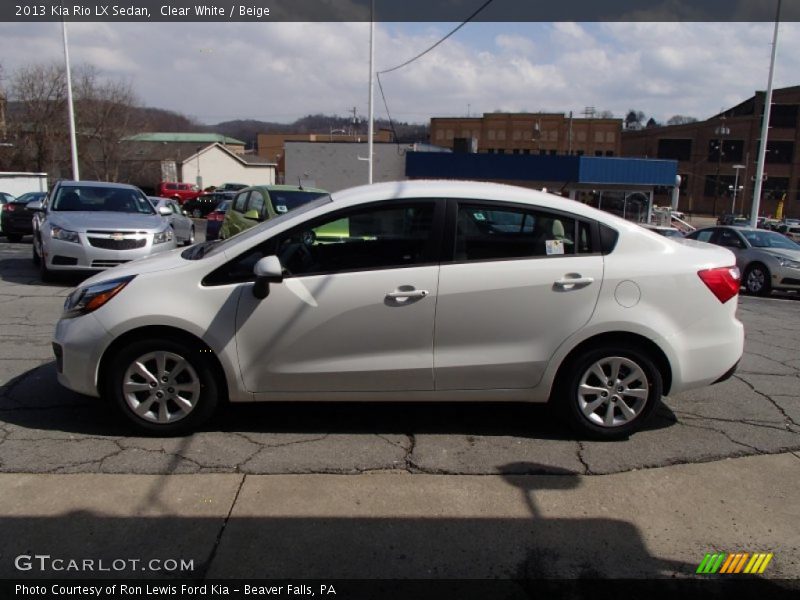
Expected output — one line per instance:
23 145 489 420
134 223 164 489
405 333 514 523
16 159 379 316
0 256 90 287
0 362 678 442
0 463 795 598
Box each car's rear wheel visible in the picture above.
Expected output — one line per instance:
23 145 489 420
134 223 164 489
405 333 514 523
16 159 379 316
744 263 771 296
105 338 219 435
557 345 662 439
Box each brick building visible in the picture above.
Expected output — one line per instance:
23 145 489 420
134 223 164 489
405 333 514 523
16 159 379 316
429 113 622 157
621 86 800 218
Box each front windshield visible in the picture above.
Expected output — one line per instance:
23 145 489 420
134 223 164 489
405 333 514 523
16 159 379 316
52 185 155 214
741 230 800 250
183 194 333 260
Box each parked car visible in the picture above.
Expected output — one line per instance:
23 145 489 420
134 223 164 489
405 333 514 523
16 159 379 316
30 181 177 281
0 191 46 242
51 180 743 437
148 197 196 246
783 225 800 244
183 194 223 218
205 199 231 241
220 184 328 239
211 182 248 201
686 225 800 296
0 192 16 238
157 182 202 205
717 213 748 226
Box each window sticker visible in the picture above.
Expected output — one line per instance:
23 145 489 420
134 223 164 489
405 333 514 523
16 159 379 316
473 212 486 221
275 205 288 213
546 239 565 255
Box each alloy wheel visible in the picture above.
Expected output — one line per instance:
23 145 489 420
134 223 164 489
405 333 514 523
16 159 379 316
746 267 765 293
122 351 201 424
577 356 649 428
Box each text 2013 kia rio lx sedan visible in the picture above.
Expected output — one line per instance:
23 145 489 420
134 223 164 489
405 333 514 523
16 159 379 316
52 181 744 438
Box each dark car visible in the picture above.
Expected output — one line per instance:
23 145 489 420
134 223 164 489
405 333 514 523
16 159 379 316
1 191 45 242
204 199 231 241
183 194 223 218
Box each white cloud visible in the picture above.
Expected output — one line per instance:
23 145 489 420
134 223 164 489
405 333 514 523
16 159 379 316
0 21 798 126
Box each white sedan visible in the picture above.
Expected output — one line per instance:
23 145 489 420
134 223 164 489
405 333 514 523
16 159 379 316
53 181 744 438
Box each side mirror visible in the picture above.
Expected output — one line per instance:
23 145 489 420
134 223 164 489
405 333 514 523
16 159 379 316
252 255 284 299
243 209 260 221
158 206 172 216
27 200 44 212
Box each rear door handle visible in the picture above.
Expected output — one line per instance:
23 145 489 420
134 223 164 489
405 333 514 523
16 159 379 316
386 289 430 299
554 276 594 289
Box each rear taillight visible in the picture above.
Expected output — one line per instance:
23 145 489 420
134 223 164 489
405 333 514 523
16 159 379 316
698 266 741 303
5 204 15 212
208 212 224 221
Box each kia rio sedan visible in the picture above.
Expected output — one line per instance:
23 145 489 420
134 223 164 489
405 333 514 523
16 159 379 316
52 181 744 438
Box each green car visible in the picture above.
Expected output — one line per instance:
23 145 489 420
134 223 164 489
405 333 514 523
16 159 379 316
219 184 329 239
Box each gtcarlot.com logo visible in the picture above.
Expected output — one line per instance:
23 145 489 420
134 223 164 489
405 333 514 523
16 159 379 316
14 554 194 573
696 552 773 574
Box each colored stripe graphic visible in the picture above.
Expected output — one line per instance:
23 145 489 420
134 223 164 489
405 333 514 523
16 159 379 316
702 552 774 574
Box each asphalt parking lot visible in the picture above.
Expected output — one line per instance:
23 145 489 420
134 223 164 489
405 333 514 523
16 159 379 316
0 227 799 477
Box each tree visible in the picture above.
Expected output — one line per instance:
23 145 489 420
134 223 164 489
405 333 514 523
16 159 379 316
666 114 698 126
596 110 614 119
9 62 67 174
624 110 645 130
646 117 659 128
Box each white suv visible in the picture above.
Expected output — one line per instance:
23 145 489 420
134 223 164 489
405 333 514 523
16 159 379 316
52 181 744 438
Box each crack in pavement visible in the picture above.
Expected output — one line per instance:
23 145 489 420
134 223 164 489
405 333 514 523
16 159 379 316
733 374 800 429
403 433 419 473
677 420 766 454
199 473 246 580
576 441 592 475
673 410 799 434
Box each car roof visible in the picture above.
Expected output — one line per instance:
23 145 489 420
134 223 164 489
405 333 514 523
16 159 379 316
329 180 621 223
58 180 141 191
246 184 328 193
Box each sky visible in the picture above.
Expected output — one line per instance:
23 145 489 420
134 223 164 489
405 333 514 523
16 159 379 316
0 20 798 126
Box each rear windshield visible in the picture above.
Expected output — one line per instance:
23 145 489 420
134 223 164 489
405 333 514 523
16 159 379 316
52 186 155 214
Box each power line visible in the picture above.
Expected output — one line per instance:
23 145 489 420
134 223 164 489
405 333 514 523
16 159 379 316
377 0 496 76
375 0 496 144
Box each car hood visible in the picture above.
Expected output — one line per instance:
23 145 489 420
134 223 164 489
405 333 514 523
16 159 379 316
48 211 167 232
79 246 188 287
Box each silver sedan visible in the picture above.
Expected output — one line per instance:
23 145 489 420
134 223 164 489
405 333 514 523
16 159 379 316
687 226 800 295
149 197 196 246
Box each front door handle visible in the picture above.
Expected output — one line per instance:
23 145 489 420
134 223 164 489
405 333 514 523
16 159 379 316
386 289 430 299
554 275 594 289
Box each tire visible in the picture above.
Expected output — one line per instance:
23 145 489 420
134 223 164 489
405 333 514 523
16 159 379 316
39 249 53 282
556 344 662 440
743 263 771 296
192 209 202 218
104 337 220 435
32 239 40 266
6 233 22 243
184 226 195 246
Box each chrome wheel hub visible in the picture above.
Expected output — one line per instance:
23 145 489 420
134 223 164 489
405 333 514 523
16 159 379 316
577 356 649 428
122 351 200 424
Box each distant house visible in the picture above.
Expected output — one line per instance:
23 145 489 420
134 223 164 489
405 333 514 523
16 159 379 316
124 132 247 154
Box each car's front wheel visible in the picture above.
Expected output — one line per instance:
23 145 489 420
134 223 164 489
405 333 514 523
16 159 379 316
105 338 220 435
744 263 771 296
184 226 195 246
557 345 662 439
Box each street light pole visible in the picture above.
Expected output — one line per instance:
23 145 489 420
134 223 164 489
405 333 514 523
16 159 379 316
731 164 745 214
713 117 729 217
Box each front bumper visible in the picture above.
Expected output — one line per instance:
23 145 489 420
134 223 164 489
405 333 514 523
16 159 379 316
53 313 113 397
772 263 800 290
43 233 175 271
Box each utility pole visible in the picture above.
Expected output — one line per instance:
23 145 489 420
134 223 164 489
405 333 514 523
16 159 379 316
61 16 80 180
367 0 375 184
751 0 782 227
713 116 729 217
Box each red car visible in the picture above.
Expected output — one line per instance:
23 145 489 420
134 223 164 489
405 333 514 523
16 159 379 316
157 182 201 205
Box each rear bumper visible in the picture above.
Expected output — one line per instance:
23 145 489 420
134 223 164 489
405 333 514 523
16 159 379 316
712 359 740 384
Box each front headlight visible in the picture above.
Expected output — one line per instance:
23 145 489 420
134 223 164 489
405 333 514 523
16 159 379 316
773 256 800 269
62 275 135 319
153 228 174 245
51 226 80 244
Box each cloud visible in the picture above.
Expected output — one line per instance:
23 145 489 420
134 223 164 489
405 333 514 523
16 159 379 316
0 21 797 126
